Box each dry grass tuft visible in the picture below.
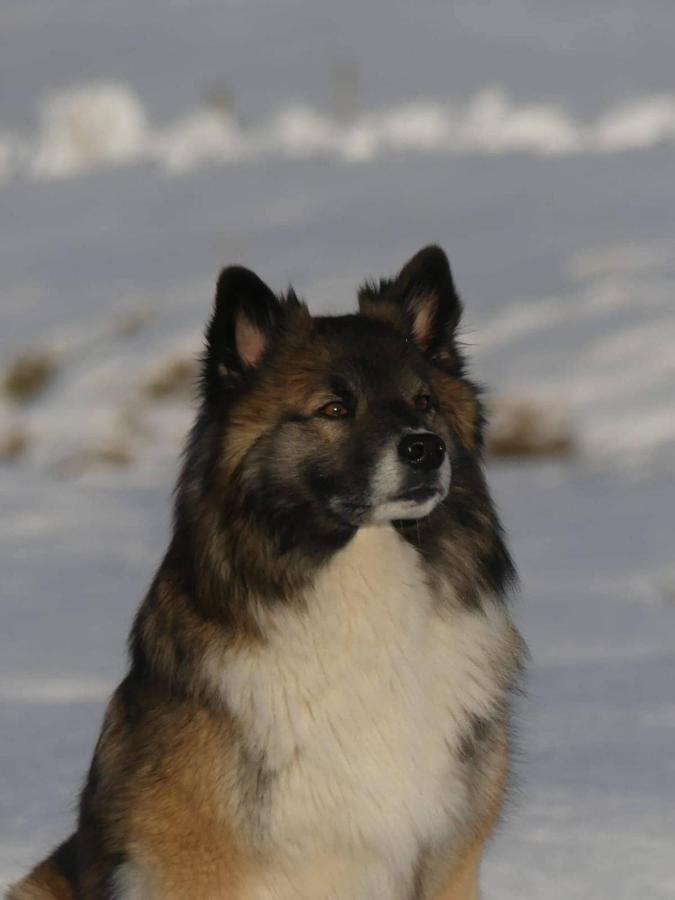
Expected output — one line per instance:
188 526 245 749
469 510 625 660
0 427 30 462
143 355 197 401
54 440 134 477
486 396 576 460
3 351 58 404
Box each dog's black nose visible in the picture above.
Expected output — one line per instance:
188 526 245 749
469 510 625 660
398 433 446 471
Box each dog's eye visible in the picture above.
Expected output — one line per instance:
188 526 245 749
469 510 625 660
320 401 350 419
414 394 433 412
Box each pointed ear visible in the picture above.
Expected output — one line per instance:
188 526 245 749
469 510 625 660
203 266 282 395
359 246 462 360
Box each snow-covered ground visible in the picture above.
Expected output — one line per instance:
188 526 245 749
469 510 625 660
1 1 675 896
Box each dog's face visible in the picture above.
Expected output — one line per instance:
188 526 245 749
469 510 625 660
199 247 480 545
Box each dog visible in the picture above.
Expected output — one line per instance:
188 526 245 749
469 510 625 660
9 246 525 900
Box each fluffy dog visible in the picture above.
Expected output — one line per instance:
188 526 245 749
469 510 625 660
10 246 525 900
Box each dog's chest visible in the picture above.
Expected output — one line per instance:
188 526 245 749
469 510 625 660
219 526 510 881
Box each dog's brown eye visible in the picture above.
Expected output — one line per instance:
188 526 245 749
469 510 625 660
415 394 433 412
320 401 350 418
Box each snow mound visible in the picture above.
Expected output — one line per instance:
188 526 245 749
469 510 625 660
32 84 148 179
3 84 675 184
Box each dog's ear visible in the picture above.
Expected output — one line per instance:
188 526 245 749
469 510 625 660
204 266 283 395
359 246 462 361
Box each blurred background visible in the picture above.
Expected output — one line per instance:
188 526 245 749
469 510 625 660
1 1 675 896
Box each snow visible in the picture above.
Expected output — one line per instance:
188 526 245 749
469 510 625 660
4 83 675 183
1 0 675 896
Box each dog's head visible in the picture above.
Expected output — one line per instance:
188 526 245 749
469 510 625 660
192 246 482 551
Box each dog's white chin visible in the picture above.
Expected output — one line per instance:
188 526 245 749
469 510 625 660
370 491 443 524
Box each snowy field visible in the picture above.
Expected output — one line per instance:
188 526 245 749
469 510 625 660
1 1 675 896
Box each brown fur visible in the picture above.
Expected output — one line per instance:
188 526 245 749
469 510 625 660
8 841 74 900
7 867 71 900
440 738 510 898
122 711 251 897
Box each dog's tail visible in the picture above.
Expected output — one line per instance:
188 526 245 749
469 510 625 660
6 835 76 900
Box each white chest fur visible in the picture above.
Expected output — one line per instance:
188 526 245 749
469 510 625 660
211 526 513 899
